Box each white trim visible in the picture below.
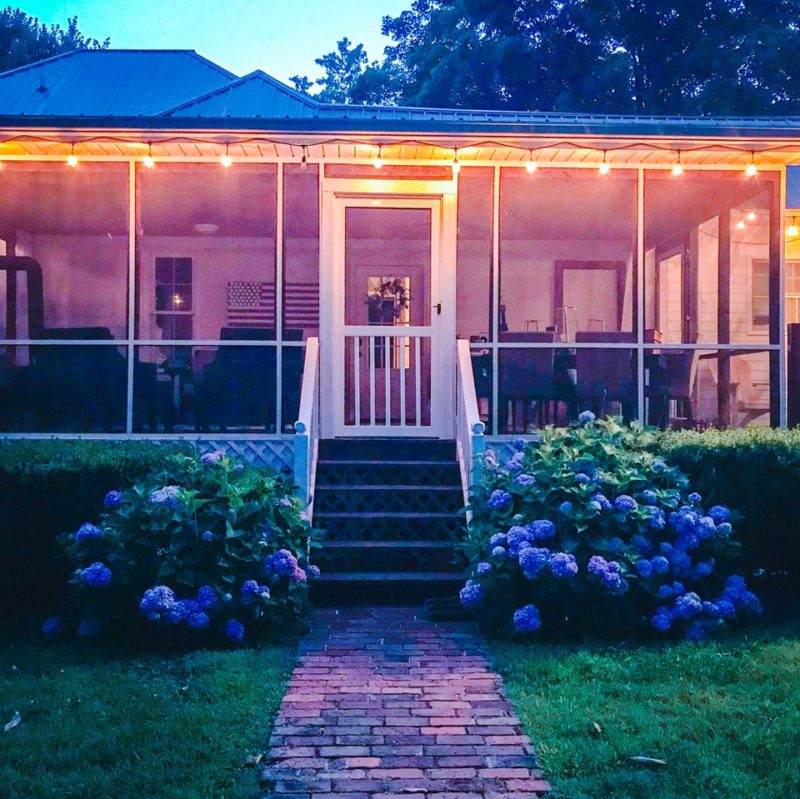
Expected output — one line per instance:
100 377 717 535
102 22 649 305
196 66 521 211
637 168 645 421
276 161 284 433
780 166 788 426
126 160 136 433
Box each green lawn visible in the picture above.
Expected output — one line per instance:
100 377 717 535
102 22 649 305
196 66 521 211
493 624 800 799
0 635 295 799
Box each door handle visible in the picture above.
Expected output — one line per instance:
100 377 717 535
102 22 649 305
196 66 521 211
433 302 442 316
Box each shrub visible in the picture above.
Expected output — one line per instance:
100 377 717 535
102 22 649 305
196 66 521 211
49 450 320 645
0 440 188 618
462 415 761 640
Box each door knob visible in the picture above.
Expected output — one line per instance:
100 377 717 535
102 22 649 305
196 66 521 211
433 302 442 316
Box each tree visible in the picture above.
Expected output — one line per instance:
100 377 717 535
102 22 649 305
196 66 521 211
290 37 371 104
0 6 109 73
305 0 800 116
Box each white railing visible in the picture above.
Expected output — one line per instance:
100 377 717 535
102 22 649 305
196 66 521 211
456 338 486 512
293 337 320 517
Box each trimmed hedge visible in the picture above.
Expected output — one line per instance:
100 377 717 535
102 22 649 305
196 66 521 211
0 441 189 619
657 428 800 578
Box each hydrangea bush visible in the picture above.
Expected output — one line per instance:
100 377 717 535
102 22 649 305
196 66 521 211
461 415 762 641
44 451 321 645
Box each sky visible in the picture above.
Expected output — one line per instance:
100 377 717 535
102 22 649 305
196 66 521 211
20 0 410 82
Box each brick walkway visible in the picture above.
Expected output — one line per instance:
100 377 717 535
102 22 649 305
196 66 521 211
262 607 550 798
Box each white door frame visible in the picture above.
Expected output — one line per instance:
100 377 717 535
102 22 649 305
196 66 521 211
320 178 457 438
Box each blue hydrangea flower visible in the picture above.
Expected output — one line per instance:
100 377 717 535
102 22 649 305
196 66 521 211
591 493 612 511
648 508 666 531
201 530 216 542
558 501 573 515
196 585 218 610
307 564 321 580
651 555 670 575
81 561 111 587
635 559 653 578
514 473 536 487
529 519 556 540
200 450 225 465
149 485 181 508
266 549 299 577
187 611 210 630
140 585 176 615
578 410 596 425
614 495 638 513
588 555 610 575
489 533 507 548
673 592 703 619
507 525 534 556
693 561 714 579
519 547 550 579
738 591 763 614
716 522 732 536
240 580 269 603
652 460 668 473
103 490 123 508
512 438 526 452
651 612 671 632
505 452 524 472
225 618 245 642
631 535 651 554
491 545 507 559
575 473 590 485
696 516 716 540
685 620 709 641
41 616 62 639
688 492 702 504
588 500 602 513
487 489 513 510
513 604 542 632
657 584 674 600
75 523 103 543
608 537 626 555
476 561 492 577
459 580 483 607
668 550 692 577
77 617 102 639
714 599 736 619
708 505 730 524
640 490 658 506
549 552 578 578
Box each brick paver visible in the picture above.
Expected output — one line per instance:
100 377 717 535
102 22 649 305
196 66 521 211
262 607 550 798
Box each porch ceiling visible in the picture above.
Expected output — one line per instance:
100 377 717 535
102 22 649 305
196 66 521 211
2 130 800 167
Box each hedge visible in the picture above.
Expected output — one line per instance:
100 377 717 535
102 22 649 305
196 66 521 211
657 428 800 579
0 441 189 619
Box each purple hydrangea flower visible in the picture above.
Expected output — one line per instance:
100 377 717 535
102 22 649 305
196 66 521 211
267 549 299 577
614 495 638 513
103 490 123 508
578 410 596 425
75 523 103 543
693 561 714 579
513 604 542 632
293 566 308 582
459 580 483 607
505 452 524 472
41 616 62 639
225 618 245 642
591 493 612 511
489 533 507 548
549 552 578 578
514 473 536 487
507 525 534 556
487 489 513 510
77 617 102 639
200 450 225 465
81 561 111 587
307 564 321 580
588 555 610 576
149 485 181 508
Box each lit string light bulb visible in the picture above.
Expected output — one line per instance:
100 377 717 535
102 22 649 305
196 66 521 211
67 144 78 168
373 144 384 170
143 142 155 168
671 152 683 176
220 143 233 168
789 218 799 238
746 152 758 176
746 211 756 222
526 149 537 173
452 148 461 176
736 218 747 231
599 151 610 175
300 145 308 171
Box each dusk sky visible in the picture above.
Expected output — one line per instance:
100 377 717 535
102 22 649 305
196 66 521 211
20 1 409 82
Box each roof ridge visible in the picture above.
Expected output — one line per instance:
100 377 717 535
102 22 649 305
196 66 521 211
158 68 318 116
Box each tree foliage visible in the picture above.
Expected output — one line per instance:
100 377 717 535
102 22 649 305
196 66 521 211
303 0 800 115
0 6 108 73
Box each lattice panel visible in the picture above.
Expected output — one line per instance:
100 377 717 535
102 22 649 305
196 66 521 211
196 438 295 473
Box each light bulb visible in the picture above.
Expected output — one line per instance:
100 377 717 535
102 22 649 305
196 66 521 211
300 146 308 171
143 154 155 168
373 146 383 169
220 150 233 168
746 211 756 222
526 160 538 173
672 162 683 176
746 154 758 176
67 153 78 168
736 219 746 230
599 161 610 175
452 150 460 175
789 223 799 237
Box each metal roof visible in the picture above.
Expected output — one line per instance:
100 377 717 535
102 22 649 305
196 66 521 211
163 70 318 118
0 50 236 117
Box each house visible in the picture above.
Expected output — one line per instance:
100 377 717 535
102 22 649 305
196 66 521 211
1 51 799 586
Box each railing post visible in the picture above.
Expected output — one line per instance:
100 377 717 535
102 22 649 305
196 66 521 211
293 420 310 503
470 420 486 491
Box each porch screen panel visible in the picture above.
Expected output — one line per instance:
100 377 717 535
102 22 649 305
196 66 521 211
0 162 129 339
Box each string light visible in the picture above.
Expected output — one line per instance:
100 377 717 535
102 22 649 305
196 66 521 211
220 143 233 168
67 144 78 168
736 218 746 230
746 211 757 222
671 152 683 176
300 145 308 171
452 148 461 175
526 149 538 173
788 217 799 238
599 151 610 175
143 142 154 168
746 152 758 176
373 144 384 170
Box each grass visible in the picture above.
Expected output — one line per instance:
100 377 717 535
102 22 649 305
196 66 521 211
0 635 295 799
493 624 800 799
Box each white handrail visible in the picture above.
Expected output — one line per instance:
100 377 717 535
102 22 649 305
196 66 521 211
455 338 486 513
294 337 320 517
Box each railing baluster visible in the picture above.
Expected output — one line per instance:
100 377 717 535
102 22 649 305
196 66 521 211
369 335 376 427
400 335 406 427
384 335 391 426
353 336 360 426
415 336 421 426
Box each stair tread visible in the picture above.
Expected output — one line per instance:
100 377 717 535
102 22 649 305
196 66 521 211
322 540 455 549
318 571 464 582
315 484 461 491
315 511 460 519
318 459 457 466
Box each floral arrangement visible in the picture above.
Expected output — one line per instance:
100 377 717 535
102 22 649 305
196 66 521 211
460 414 761 641
42 450 321 645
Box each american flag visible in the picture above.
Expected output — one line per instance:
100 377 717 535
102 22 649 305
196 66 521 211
227 281 275 328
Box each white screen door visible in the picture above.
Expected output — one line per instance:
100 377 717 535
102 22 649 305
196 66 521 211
330 196 447 437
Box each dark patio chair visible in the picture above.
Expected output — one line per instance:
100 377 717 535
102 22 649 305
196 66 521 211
574 331 636 421
498 331 556 432
647 350 698 429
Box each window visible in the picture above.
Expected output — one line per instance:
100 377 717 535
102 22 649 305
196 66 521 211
154 257 193 339
752 260 800 327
